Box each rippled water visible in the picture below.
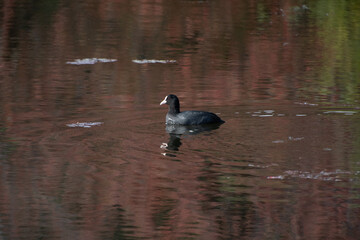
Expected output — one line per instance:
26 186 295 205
1 1 360 239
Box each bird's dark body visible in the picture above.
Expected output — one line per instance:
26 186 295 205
160 94 225 125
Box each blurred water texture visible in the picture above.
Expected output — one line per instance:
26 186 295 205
1 0 360 239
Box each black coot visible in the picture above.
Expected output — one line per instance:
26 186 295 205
160 94 225 125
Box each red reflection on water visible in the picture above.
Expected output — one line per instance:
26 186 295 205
1 0 360 239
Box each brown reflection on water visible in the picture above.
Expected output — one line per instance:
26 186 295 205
1 104 360 239
1 0 328 110
1 0 360 239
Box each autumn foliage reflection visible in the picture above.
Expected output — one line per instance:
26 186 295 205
1 0 360 239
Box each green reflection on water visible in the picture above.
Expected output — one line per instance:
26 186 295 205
306 1 360 103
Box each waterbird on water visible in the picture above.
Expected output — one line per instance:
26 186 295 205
160 94 225 125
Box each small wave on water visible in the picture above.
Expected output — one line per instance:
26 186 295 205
323 110 357 115
132 59 177 64
66 58 117 65
294 102 318 106
66 122 104 128
267 169 356 182
272 136 304 143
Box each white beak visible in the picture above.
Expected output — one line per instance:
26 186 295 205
160 96 167 105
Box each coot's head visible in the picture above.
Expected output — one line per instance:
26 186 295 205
160 94 180 113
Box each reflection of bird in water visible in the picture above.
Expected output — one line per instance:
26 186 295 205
161 134 182 151
161 123 224 152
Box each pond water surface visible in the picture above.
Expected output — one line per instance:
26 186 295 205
1 1 360 239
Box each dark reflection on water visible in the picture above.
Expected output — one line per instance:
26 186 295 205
163 123 223 152
1 0 360 239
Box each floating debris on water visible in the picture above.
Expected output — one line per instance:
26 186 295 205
66 122 104 128
132 59 177 64
66 58 117 65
